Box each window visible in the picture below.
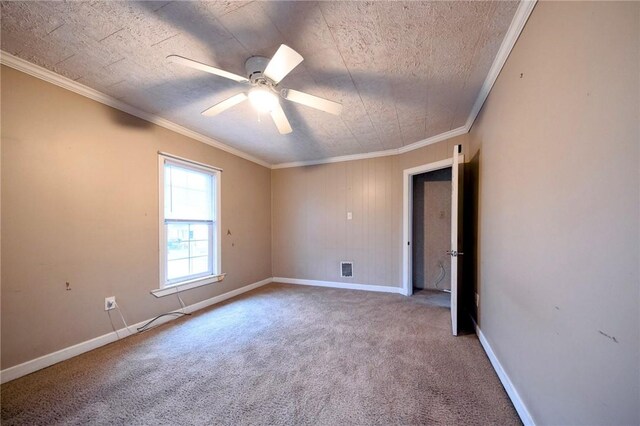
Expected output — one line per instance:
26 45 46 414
158 154 221 293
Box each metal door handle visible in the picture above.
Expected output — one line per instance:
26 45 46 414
446 250 464 257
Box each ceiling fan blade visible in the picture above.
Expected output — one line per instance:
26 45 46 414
201 93 248 117
168 55 249 83
263 44 303 84
270 103 293 134
282 89 343 115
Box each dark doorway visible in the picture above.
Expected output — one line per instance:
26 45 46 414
412 167 452 305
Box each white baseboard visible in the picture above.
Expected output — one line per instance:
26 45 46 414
475 325 535 426
273 277 403 294
0 277 273 384
185 277 272 313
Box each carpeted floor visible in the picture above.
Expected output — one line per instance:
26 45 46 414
1 283 520 425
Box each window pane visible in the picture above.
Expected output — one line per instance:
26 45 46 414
166 221 212 282
190 240 209 257
168 165 188 187
190 256 209 275
167 242 189 261
191 223 209 241
167 223 189 260
167 259 189 281
164 164 213 221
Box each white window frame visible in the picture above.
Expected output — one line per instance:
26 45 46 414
154 154 223 297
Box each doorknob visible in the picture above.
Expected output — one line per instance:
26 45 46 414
446 250 464 257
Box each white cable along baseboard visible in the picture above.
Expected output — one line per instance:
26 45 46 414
0 277 273 384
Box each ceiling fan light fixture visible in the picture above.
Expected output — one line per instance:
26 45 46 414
248 87 279 113
170 44 341 133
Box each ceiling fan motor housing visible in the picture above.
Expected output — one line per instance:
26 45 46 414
245 56 271 86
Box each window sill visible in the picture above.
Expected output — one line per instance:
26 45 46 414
151 273 226 298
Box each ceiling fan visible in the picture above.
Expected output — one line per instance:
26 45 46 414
167 44 342 135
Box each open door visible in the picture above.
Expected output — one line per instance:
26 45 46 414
449 145 464 335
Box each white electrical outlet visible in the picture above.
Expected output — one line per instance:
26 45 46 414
347 211 353 220
105 296 116 311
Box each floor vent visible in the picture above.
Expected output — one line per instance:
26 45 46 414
340 262 353 278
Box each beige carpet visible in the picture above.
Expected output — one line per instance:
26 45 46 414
1 283 520 425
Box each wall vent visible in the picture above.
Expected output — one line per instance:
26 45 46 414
340 262 353 278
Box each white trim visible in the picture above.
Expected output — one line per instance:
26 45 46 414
271 127 467 169
402 157 458 296
158 151 223 172
158 155 222 289
0 52 270 169
450 145 461 336
271 147 398 169
215 168 222 283
475 324 536 426
159 155 167 290
397 126 468 154
465 0 537 131
404 157 455 178
151 273 226 298
0 277 273 384
182 277 271 313
273 277 403 294
0 2 534 170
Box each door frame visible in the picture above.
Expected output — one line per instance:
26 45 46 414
401 155 463 296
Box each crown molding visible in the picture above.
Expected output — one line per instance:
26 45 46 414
0 51 272 169
1 1 535 170
465 0 537 131
271 147 398 169
397 125 469 154
271 125 468 169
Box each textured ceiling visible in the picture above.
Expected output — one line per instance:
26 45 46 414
1 1 519 165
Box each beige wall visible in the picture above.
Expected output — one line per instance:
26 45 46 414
467 2 639 424
271 134 467 286
1 66 272 369
272 156 400 285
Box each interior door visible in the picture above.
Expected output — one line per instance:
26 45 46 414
449 145 464 336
